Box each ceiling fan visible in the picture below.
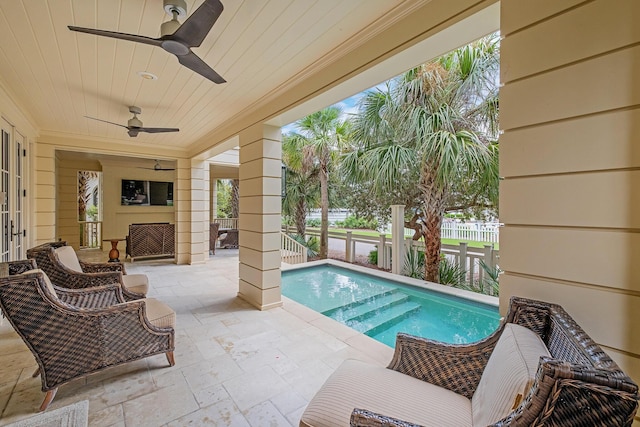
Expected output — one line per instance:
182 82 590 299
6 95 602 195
68 0 226 84
85 106 179 138
139 160 176 171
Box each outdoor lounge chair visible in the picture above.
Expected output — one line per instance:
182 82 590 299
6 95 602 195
301 296 639 426
27 241 148 301
210 222 220 254
0 267 175 412
218 228 239 249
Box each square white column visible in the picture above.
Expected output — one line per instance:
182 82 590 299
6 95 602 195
238 124 282 310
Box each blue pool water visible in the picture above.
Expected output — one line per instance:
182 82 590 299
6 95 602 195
282 265 500 347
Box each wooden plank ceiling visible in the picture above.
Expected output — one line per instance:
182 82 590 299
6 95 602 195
0 0 405 151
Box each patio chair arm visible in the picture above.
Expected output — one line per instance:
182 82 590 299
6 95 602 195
53 283 126 308
7 259 38 275
80 260 127 274
387 329 504 399
350 409 421 427
52 269 124 289
497 358 639 426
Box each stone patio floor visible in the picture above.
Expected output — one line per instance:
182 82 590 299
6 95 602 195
0 249 393 426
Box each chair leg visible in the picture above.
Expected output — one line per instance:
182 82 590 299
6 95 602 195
32 367 40 378
39 388 57 412
166 351 175 366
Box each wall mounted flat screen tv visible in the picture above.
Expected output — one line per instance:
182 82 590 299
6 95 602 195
121 180 173 206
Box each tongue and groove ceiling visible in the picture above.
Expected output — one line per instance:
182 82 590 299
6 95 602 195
0 0 411 152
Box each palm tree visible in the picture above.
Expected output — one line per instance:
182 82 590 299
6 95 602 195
343 34 499 282
288 107 350 258
282 133 320 237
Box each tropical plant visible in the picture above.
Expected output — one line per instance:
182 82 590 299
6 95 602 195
281 133 321 237
478 259 500 296
438 257 467 287
77 170 99 221
231 179 239 219
287 107 351 258
216 179 232 218
288 233 320 258
403 247 425 279
343 34 500 282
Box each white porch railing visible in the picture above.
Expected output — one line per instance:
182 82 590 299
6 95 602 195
298 227 498 288
79 221 102 249
213 217 238 229
281 232 307 264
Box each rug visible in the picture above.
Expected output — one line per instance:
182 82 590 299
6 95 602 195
4 400 88 427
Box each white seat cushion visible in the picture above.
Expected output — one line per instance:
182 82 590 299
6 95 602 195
54 246 83 272
472 323 551 426
300 359 472 427
122 274 149 295
142 298 175 329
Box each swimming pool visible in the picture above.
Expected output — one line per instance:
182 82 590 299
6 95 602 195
282 261 500 347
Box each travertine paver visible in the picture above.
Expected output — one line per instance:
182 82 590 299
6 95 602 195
0 249 393 426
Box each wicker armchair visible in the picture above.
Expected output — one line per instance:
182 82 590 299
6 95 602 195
303 297 639 427
0 268 175 412
210 222 220 254
26 242 148 301
218 229 239 249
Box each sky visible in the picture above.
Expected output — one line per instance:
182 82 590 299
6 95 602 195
281 82 387 134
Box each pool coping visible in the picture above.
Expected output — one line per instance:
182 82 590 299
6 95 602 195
281 258 499 309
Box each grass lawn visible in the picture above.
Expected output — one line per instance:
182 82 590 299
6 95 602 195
303 227 499 250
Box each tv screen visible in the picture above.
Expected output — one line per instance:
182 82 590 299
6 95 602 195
121 180 173 206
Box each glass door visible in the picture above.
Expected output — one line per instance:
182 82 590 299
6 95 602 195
1 118 26 261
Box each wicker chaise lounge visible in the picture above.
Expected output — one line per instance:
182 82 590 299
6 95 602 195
301 296 639 426
27 241 148 301
0 265 175 412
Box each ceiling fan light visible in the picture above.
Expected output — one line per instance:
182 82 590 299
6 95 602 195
128 117 143 128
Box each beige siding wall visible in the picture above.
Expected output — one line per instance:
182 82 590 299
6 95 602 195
500 0 640 411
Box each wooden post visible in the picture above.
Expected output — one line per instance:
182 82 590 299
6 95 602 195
378 233 386 268
345 231 353 263
458 242 468 281
391 205 404 275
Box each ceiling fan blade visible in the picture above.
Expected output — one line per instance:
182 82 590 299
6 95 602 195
84 116 128 128
171 0 223 48
69 26 162 48
177 51 225 83
138 127 180 134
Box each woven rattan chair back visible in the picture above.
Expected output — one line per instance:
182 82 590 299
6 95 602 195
0 269 174 412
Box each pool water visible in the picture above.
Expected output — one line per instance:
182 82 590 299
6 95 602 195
282 265 500 347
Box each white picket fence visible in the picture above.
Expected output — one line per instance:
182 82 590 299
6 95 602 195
438 222 499 243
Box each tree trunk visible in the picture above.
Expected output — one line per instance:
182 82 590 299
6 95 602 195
419 169 446 283
295 199 306 237
231 179 239 219
319 164 329 259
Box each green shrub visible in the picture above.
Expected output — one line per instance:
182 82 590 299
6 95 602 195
334 215 378 230
86 205 98 221
368 248 378 265
306 218 321 227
